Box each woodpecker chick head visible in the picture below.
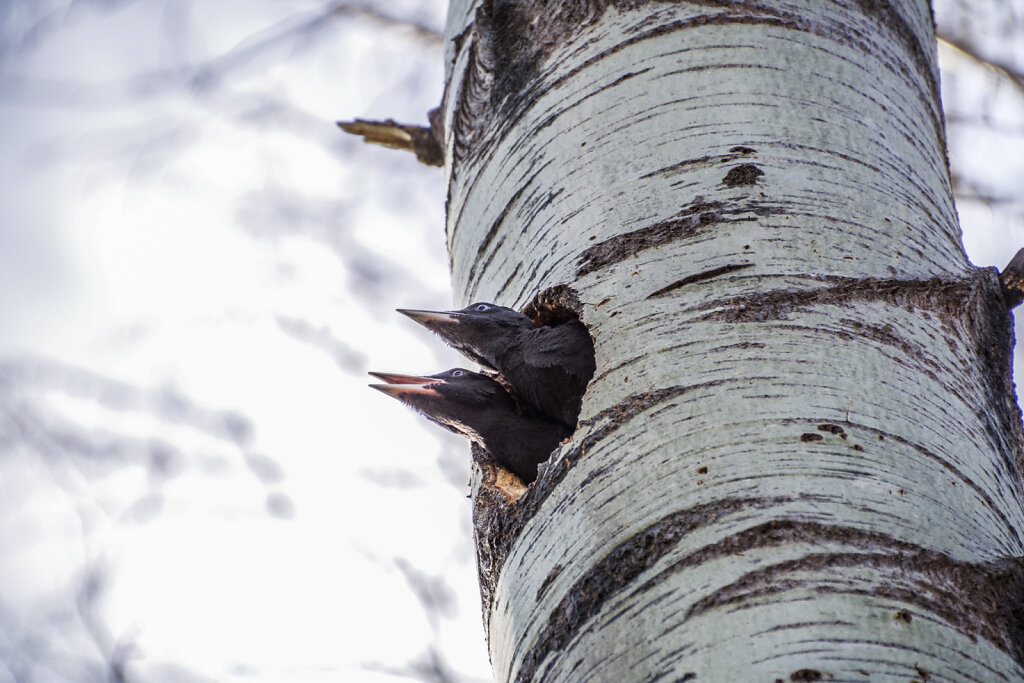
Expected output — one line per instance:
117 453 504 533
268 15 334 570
369 368 515 441
396 303 536 370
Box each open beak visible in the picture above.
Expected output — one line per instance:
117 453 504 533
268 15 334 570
368 371 446 398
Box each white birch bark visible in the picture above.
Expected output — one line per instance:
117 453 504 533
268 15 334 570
438 1 1024 680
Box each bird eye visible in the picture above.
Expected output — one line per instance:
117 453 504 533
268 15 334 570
451 370 464 377
475 304 490 312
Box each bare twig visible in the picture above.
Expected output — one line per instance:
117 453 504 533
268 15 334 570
0 1 442 108
938 34 1024 96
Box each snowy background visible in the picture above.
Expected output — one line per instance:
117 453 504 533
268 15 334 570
0 1 1021 682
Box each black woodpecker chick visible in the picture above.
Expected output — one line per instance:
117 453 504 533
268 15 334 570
396 303 595 429
369 368 570 483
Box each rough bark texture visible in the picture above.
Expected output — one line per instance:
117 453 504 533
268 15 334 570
440 0 1024 680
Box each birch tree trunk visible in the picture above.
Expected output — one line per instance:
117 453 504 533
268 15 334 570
436 1 1024 680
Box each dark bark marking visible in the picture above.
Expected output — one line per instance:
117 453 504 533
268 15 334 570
516 496 795 683
818 424 847 439
538 187 563 211
691 276 975 324
537 563 564 601
710 340 765 352
473 236 507 287
834 317 922 362
467 181 530 285
722 163 764 186
647 263 755 299
462 155 563 294
473 382 705 628
762 619 858 633
591 353 649 384
641 146 754 180
451 9 495 165
589 340 757 386
495 267 522 303
848 0 942 137
657 61 788 81
520 6 798 140
451 1 944 172
484 0 673 118
577 199 725 276
783 417 1021 541
635 519 1024 666
789 671 822 682
480 182 527 255
641 155 716 179
533 68 655 139
800 433 824 443
579 9 802 75
522 256 546 292
577 384 710 442
450 0 664 164
774 139 883 180
451 22 471 55
957 270 1024 487
452 5 800 164
486 1 539 115
897 437 1021 542
555 0 936 148
646 673 697 683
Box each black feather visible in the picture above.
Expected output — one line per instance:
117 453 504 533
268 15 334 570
370 368 570 483
398 303 595 428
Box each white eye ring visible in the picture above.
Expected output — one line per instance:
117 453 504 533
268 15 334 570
475 304 490 311
451 370 464 377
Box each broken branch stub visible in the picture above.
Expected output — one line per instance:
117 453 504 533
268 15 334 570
999 248 1024 308
337 117 443 167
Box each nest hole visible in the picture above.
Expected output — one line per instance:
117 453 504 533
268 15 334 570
522 284 584 326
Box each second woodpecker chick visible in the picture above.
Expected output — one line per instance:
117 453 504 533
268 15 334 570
369 368 571 484
396 303 595 429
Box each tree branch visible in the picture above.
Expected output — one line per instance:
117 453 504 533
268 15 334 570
338 117 444 167
938 34 1024 96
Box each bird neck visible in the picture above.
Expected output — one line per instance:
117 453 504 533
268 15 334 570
477 411 568 467
490 326 530 367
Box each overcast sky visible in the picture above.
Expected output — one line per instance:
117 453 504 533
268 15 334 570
0 2 492 681
0 2 1021 682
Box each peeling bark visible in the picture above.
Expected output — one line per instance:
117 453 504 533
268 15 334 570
439 0 1024 680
